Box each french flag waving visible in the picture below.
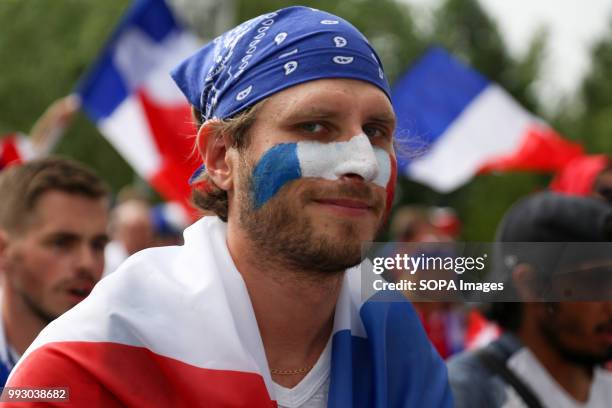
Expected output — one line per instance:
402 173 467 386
392 47 583 192
76 0 202 214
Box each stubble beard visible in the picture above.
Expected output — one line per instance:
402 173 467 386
7 254 59 325
236 159 385 278
539 307 612 368
19 289 57 325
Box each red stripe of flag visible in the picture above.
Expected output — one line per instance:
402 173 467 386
5 341 277 407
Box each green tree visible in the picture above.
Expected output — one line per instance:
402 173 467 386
0 0 134 191
561 18 612 155
429 0 545 113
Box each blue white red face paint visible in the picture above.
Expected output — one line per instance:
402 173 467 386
251 134 396 211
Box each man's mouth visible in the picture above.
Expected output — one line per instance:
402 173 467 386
313 198 375 216
65 285 94 302
316 198 371 208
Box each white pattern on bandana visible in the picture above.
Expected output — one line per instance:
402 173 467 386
333 56 354 65
284 61 298 75
333 36 347 47
236 85 253 101
274 32 287 45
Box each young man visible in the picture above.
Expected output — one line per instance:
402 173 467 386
4 7 452 407
0 157 109 385
448 192 612 407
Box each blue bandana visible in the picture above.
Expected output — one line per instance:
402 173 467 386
171 6 390 122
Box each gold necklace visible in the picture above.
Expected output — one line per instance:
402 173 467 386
270 366 313 375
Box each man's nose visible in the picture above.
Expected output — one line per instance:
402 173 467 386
333 134 380 182
74 244 97 274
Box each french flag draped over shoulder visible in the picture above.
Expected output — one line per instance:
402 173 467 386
391 47 584 192
76 0 201 214
5 217 452 407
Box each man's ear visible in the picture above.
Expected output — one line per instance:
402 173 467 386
0 229 7 254
512 263 540 301
196 121 233 191
0 229 9 271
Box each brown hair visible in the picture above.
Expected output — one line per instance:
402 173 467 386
0 156 109 233
190 102 264 221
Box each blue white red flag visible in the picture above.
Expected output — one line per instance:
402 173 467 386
4 217 452 407
76 0 202 215
391 47 583 192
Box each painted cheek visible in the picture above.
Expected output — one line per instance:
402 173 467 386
385 155 398 215
373 148 392 188
250 136 396 209
298 134 381 182
372 148 396 217
251 143 301 208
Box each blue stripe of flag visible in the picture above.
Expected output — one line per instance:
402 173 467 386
76 0 180 122
391 47 489 168
328 291 453 407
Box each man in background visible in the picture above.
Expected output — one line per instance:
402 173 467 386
0 157 109 385
103 198 154 276
448 192 612 407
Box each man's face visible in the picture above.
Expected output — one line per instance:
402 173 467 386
114 203 154 256
0 191 109 323
538 301 612 366
231 78 396 273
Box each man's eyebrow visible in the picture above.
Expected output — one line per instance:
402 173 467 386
92 233 110 243
281 108 396 126
281 107 342 122
42 232 80 243
367 112 396 127
42 232 109 243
